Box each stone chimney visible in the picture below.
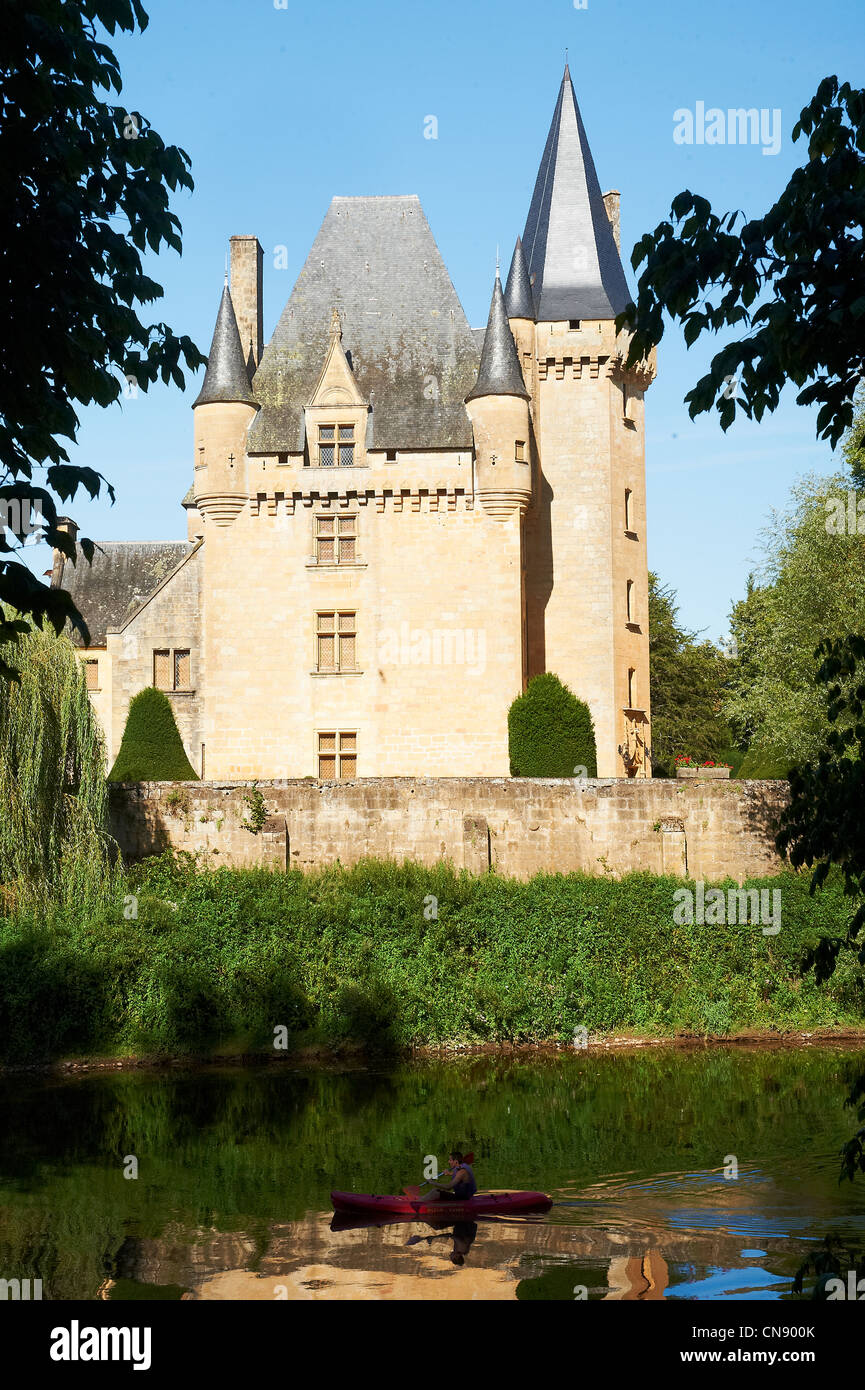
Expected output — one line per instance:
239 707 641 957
229 235 264 369
50 515 79 587
602 190 621 252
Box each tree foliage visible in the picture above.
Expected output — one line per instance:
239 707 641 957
619 70 865 1175
109 686 198 782
0 618 116 908
723 472 865 767
841 383 865 488
620 77 865 450
648 573 730 775
0 0 205 669
508 673 597 778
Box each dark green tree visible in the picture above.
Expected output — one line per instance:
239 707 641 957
109 687 198 782
0 0 205 672
619 73 865 1175
776 636 865 1180
509 673 597 778
648 573 730 776
841 383 865 488
620 76 865 451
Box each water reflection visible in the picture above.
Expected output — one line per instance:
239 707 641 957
0 1045 864 1301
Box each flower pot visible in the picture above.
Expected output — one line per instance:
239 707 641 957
676 766 731 780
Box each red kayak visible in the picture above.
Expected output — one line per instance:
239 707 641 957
331 1189 552 1219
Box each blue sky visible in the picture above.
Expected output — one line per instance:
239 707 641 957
38 0 864 642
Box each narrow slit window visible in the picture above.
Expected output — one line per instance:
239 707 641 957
624 488 632 531
626 580 634 624
628 668 636 708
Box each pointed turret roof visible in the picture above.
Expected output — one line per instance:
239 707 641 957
466 272 530 403
504 237 534 320
522 65 630 322
193 282 258 408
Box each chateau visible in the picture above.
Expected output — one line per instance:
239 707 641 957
57 67 655 780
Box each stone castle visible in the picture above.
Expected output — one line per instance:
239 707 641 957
57 66 655 780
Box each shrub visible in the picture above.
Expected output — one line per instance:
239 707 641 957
109 688 198 782
509 673 597 777
737 748 791 779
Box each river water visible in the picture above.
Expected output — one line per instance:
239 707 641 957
1 1044 864 1301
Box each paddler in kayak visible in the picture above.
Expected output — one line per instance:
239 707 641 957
424 1150 477 1202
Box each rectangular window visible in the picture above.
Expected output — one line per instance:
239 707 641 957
628 668 636 708
318 732 337 779
84 659 99 691
626 580 635 625
624 488 632 531
318 732 357 780
174 649 191 689
568 319 581 331
338 515 356 562
339 731 357 778
154 648 192 690
338 424 355 467
515 440 526 463
153 649 170 689
318 425 335 467
315 515 357 564
316 612 357 672
315 516 335 564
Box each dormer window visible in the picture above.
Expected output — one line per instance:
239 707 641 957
317 424 355 467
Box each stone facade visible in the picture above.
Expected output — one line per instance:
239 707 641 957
63 68 655 784
109 779 789 883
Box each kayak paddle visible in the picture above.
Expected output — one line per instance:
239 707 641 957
402 1152 475 1199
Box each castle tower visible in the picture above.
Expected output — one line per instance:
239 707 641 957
192 278 258 527
465 270 532 522
519 65 655 777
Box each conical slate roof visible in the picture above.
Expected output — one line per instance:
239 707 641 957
466 273 529 403
504 237 534 320
522 65 631 322
193 282 258 408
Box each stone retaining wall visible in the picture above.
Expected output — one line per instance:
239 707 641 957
108 778 789 882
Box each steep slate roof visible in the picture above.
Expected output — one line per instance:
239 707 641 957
55 541 194 646
247 196 479 453
504 237 535 320
466 273 530 402
193 283 257 408
522 65 631 322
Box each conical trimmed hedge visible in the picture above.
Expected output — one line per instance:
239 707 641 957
109 687 198 782
509 673 597 777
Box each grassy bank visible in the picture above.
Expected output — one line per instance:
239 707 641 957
0 854 863 1064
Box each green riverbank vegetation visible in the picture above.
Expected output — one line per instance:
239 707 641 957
1 853 863 1065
